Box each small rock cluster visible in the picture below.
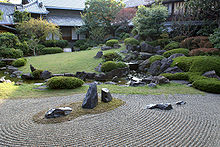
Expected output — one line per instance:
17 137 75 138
146 101 186 110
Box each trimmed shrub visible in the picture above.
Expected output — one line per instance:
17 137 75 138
160 72 189 80
32 69 43 79
106 39 119 47
163 48 189 58
74 40 86 47
180 36 213 50
103 52 122 61
189 48 220 56
46 76 84 89
209 28 220 49
192 78 220 94
164 41 180 50
12 58 27 67
119 33 130 40
187 72 207 83
171 56 195 72
41 47 63 54
36 44 46 55
80 44 89 50
0 32 20 48
124 38 139 46
16 41 29 56
43 40 68 48
172 36 187 43
101 61 127 72
149 55 165 64
0 48 23 58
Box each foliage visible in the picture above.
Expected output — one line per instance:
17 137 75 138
88 27 107 43
124 38 139 46
119 33 130 40
0 32 20 48
46 76 84 89
32 69 43 79
163 48 189 58
172 36 187 43
12 58 27 67
41 47 63 55
43 40 68 48
16 18 61 43
209 28 220 48
80 44 89 50
13 10 31 23
0 48 23 58
171 56 195 72
164 41 180 50
113 8 137 26
149 55 165 64
101 61 127 72
180 36 213 50
74 40 86 47
16 41 29 56
0 10 3 20
80 0 123 37
0 61 6 67
189 48 220 56
103 52 122 61
132 5 168 40
192 78 220 94
106 39 119 47
148 38 170 48
160 72 189 80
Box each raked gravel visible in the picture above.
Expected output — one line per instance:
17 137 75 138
0 93 220 146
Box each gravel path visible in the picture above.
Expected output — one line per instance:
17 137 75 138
0 93 220 146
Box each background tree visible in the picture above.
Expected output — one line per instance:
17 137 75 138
132 4 168 40
78 0 124 42
113 8 137 26
13 10 31 23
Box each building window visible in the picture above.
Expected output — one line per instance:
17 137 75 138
72 28 78 40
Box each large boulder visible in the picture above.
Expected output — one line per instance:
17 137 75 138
6 66 18 73
45 107 72 119
129 81 146 87
128 63 139 71
160 58 173 73
138 59 150 72
151 76 170 85
202 70 220 80
101 88 112 102
40 70 52 80
21 73 33 80
82 83 98 109
146 103 173 110
148 60 162 76
75 71 97 80
163 66 183 74
94 51 103 58
140 42 155 53
30 64 36 72
156 50 166 55
10 70 23 78
139 52 153 60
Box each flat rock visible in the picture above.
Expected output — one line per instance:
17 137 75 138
146 103 173 110
176 101 186 105
45 107 72 119
147 83 157 88
82 83 98 109
40 70 52 80
101 88 112 102
202 70 220 80
101 46 112 51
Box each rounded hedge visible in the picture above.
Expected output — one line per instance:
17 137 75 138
106 39 119 47
102 52 122 61
41 47 63 54
32 69 43 79
0 32 20 48
74 40 86 47
192 78 220 94
149 55 165 64
12 58 27 67
124 38 139 46
164 41 180 50
189 48 220 56
46 76 84 89
0 48 23 58
43 40 68 48
101 61 127 72
163 48 189 58
160 72 189 80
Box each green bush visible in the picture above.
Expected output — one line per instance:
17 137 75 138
0 61 6 67
149 55 165 64
43 40 68 48
103 52 122 61
163 48 189 58
41 47 63 54
0 32 20 48
36 44 46 55
46 76 84 89
74 40 86 47
80 44 89 50
101 61 127 72
187 72 207 83
148 38 170 48
32 69 43 79
0 48 23 58
164 41 180 50
106 39 119 47
160 72 189 80
124 38 139 46
209 28 220 49
16 41 29 56
119 33 130 40
192 78 220 94
171 56 195 72
172 36 187 42
12 58 27 67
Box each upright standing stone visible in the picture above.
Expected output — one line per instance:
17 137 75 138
82 83 98 109
101 88 112 102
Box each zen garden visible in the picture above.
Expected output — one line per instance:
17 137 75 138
0 0 220 146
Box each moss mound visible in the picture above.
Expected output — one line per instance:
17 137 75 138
149 55 165 64
163 48 189 58
101 61 127 72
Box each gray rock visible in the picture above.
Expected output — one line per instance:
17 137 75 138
94 51 103 58
140 42 154 53
202 70 220 80
104 81 117 85
21 73 33 80
134 35 140 40
30 64 36 72
138 59 150 72
0 76 11 83
168 53 185 60
82 83 98 109
163 66 183 74
95 63 102 72
0 67 6 71
1 58 16 65
126 45 138 51
64 73 75 77
148 60 162 76
40 70 52 80
171 80 190 85
113 44 121 49
160 58 173 72
7 66 18 73
156 50 166 55
151 76 170 85
146 103 173 110
176 101 186 105
147 83 157 88
95 73 109 81
120 49 129 54
142 76 153 84
101 88 112 102
52 74 65 77
11 71 23 76
45 107 72 119
112 76 119 82
75 71 96 80
139 52 153 60
101 46 112 51
128 63 139 70
129 81 146 87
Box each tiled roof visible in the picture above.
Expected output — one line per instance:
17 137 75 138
0 2 15 25
39 0 85 10
17 0 49 14
123 0 154 8
47 15 84 27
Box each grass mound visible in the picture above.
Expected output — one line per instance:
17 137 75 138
33 98 125 124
